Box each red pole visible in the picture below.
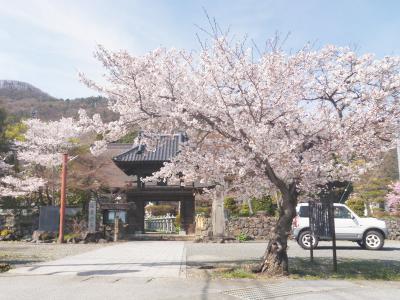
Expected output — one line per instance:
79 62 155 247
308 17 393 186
58 153 68 243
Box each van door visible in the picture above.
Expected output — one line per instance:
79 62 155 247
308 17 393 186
334 206 358 240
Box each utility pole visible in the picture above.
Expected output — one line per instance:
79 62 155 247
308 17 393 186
397 137 400 180
58 153 68 243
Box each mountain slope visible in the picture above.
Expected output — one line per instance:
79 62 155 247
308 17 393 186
0 80 54 101
0 80 115 121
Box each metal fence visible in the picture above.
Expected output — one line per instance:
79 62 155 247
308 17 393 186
145 214 176 233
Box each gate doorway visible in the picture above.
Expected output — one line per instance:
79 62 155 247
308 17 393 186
125 187 195 235
111 133 199 237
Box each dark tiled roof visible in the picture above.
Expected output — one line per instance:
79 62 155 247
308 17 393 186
112 134 182 163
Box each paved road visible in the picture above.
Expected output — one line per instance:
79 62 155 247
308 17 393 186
2 240 400 299
187 239 400 265
1 274 399 299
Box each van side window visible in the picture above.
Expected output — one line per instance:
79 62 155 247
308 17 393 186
298 206 309 218
334 206 351 219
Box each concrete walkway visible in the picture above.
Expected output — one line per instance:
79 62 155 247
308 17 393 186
9 241 186 278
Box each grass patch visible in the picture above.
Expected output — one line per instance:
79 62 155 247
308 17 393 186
63 233 81 240
210 258 400 281
289 257 400 281
217 268 256 279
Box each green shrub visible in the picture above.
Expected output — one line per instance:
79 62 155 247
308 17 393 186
239 203 250 217
146 204 176 216
174 214 181 227
251 195 277 216
346 197 365 216
0 264 11 273
64 233 81 241
224 197 239 216
0 229 14 237
372 210 391 219
236 232 251 242
195 206 211 217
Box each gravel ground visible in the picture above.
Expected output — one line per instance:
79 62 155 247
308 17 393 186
0 241 111 268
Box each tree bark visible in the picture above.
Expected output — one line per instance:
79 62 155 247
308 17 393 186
247 197 254 215
258 190 297 275
45 185 52 206
38 186 44 206
365 199 371 216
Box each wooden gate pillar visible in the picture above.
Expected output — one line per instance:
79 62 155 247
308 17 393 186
180 195 195 234
126 198 145 234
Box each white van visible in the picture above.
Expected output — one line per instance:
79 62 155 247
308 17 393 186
292 203 389 250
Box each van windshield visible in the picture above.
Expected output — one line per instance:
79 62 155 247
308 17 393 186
298 206 309 218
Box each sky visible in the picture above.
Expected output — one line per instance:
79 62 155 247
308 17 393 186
1 0 400 99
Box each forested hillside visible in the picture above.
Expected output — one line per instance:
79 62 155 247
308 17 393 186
0 80 116 121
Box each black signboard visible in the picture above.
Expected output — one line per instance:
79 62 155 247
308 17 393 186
309 201 333 239
308 200 337 272
39 206 59 232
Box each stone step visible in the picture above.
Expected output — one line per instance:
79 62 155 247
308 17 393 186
124 233 195 241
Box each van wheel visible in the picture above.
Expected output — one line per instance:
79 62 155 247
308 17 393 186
298 230 319 250
363 230 384 250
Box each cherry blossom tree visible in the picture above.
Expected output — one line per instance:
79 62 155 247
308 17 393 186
17 118 82 167
0 118 82 200
0 175 46 197
78 32 400 274
386 182 400 213
0 153 45 197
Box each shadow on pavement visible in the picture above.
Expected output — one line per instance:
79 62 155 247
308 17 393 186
77 270 140 276
314 246 398 251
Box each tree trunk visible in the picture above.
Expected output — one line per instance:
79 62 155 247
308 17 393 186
38 186 44 206
247 197 254 215
45 185 52 206
365 200 372 216
258 191 297 275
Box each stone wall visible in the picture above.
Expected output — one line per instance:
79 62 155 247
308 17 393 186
226 214 276 240
385 219 400 240
195 214 400 241
195 213 276 241
0 209 39 237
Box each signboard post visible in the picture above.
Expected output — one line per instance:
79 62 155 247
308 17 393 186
328 202 338 272
309 200 338 272
88 196 97 233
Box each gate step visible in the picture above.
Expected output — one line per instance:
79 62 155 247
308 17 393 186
124 233 195 241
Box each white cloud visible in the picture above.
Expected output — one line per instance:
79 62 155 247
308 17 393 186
0 1 137 52
0 1 145 97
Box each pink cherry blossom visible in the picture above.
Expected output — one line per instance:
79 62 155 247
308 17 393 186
17 118 83 167
386 182 400 213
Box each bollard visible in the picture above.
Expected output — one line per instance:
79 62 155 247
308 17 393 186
114 217 120 242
